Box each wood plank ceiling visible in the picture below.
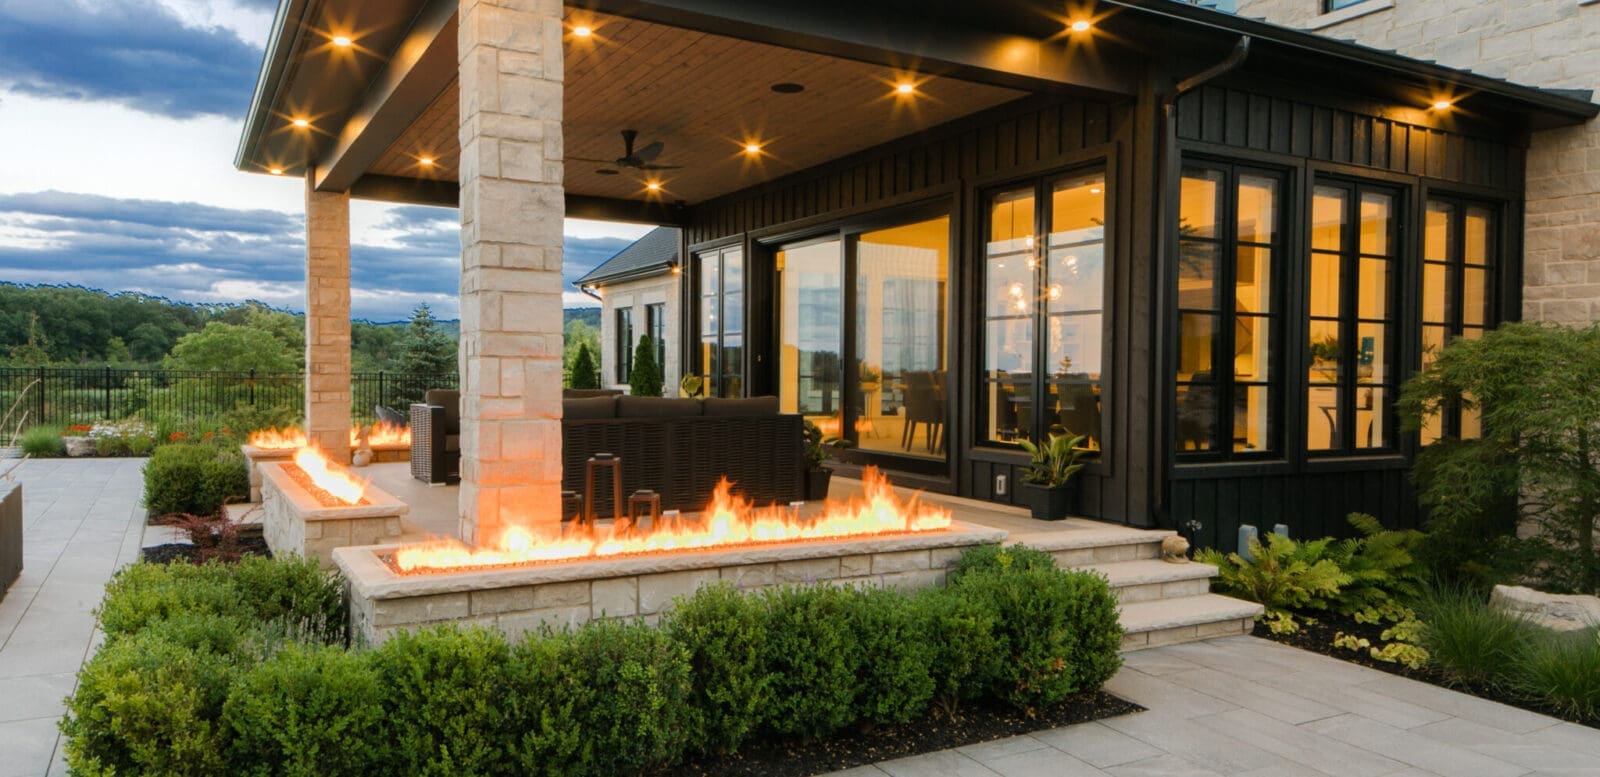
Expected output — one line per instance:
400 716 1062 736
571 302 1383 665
368 11 1026 206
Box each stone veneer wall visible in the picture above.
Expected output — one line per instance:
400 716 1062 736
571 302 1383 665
0 482 20 600
240 446 294 503
260 463 406 568
596 273 682 392
304 175 353 462
336 526 1007 645
1233 0 1600 323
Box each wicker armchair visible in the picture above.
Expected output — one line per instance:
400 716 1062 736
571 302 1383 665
410 389 461 484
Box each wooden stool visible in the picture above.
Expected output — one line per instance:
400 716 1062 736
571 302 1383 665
584 454 623 522
560 490 583 523
628 489 661 527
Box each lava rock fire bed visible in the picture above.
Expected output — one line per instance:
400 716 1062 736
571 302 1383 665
259 457 406 568
336 522 1008 645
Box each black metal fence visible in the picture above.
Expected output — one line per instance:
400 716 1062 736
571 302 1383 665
0 367 458 428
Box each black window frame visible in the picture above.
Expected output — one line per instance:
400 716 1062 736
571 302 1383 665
1322 0 1368 12
646 302 667 374
1420 193 1500 442
1174 160 1289 462
693 244 745 398
615 307 634 384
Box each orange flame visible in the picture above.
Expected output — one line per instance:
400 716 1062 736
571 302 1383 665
292 444 368 505
247 426 307 450
393 466 951 573
351 421 411 448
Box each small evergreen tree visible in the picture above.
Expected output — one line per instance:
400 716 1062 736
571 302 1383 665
568 342 600 389
393 304 458 406
630 335 663 397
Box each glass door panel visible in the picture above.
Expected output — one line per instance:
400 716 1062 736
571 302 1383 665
1046 174 1105 449
855 217 949 458
777 240 842 433
983 187 1036 444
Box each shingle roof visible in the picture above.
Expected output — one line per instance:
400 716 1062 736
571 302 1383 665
574 227 680 286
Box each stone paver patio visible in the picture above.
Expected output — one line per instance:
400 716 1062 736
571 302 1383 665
5 460 1600 777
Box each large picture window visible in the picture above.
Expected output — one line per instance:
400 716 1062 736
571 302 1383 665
982 170 1106 450
696 246 744 397
1175 163 1284 456
1307 180 1399 453
1421 197 1497 443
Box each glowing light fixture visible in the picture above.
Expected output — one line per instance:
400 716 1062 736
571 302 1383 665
1431 99 1453 110
269 167 284 176
292 118 310 128
744 142 762 155
896 82 916 95
646 181 662 192
1090 186 1102 194
1070 19 1092 32
573 25 592 37
419 157 435 166
332 35 352 47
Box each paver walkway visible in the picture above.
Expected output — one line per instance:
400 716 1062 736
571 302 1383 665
5 461 1600 777
0 458 146 777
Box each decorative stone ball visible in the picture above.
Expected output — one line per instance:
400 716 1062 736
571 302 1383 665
351 448 373 468
1160 534 1190 564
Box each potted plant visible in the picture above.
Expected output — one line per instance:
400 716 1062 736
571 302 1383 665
802 419 852 500
1017 432 1092 520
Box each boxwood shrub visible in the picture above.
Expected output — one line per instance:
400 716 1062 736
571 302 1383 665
142 443 249 517
64 543 1125 775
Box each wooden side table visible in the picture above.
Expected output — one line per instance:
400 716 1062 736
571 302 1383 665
584 454 623 522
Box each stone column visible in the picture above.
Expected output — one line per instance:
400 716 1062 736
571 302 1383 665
304 171 353 463
457 0 566 545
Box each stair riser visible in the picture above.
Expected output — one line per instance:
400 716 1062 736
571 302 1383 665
1113 577 1212 604
1051 541 1162 567
1120 617 1253 651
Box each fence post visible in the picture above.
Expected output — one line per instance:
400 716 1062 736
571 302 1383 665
249 369 256 407
36 366 45 426
378 371 386 411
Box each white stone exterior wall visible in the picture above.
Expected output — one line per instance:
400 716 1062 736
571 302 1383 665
1234 0 1600 323
304 175 353 462
595 273 681 393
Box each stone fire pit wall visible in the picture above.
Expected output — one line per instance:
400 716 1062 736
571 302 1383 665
260 462 408 568
334 523 1009 645
240 444 295 503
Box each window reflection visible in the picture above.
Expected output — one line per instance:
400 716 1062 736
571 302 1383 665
696 248 744 397
777 240 841 426
856 217 949 458
1422 197 1497 444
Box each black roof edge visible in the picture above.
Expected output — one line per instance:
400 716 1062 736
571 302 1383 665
574 261 676 287
1107 0 1598 123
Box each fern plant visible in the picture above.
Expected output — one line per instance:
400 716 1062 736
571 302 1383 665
1196 533 1350 629
1324 512 1427 622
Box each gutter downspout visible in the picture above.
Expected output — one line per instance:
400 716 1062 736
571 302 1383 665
579 284 603 302
1153 36 1249 528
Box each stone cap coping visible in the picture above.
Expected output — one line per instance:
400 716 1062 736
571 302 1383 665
335 521 1009 600
259 461 409 521
1011 524 1175 553
239 444 296 460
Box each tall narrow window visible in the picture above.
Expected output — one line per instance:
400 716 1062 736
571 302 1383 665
1175 163 1284 456
1422 197 1497 443
696 246 744 397
855 216 949 458
777 239 843 429
1307 180 1399 453
646 302 666 374
615 308 634 384
982 169 1107 449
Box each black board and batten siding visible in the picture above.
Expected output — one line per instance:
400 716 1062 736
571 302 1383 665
680 93 1163 527
1165 79 1526 551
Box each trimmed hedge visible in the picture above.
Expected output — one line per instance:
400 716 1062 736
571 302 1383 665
64 545 1123 775
142 443 249 517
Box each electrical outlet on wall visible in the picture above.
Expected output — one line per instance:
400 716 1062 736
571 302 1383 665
995 474 1008 496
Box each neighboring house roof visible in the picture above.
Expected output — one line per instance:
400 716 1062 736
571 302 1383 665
575 227 680 287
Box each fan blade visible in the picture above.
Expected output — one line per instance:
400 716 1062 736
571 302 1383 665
570 157 621 164
620 129 638 158
632 141 664 162
636 164 682 170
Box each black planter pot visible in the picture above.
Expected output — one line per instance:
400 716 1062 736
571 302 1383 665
1020 481 1077 521
804 469 833 501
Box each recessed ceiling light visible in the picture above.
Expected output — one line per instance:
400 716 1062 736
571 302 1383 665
1070 19 1092 32
331 35 352 47
896 82 915 95
269 167 284 175
646 181 662 191
744 142 762 155
292 118 309 128
1432 99 1453 110
419 157 434 166
572 25 592 37
1089 187 1102 194
771 82 805 94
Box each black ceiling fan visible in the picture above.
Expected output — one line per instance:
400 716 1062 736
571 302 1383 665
574 129 682 173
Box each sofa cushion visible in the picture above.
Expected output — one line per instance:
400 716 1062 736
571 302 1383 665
563 388 623 399
564 396 617 419
702 396 780 418
617 396 703 418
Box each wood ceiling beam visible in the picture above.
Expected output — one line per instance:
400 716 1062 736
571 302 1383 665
584 0 1140 99
314 0 458 193
348 175 686 227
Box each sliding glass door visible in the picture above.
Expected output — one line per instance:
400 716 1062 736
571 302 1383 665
696 245 744 397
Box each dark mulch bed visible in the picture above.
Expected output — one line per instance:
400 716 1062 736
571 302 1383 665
665 691 1141 777
140 537 270 564
1255 611 1600 729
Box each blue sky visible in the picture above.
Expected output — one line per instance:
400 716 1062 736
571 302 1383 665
0 0 650 321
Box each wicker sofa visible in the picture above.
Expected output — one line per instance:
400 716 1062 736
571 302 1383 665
411 393 806 514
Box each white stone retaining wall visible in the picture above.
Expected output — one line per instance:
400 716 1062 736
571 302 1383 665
259 462 407 568
335 523 1007 645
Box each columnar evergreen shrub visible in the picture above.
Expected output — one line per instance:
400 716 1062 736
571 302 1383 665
371 626 516 776
567 342 600 389
630 335 664 397
223 645 388 777
142 443 249 517
661 582 771 754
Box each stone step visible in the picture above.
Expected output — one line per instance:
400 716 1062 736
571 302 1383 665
1015 525 1175 565
1082 558 1217 604
1118 593 1264 651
